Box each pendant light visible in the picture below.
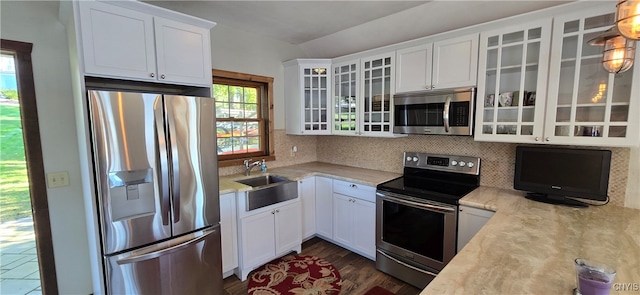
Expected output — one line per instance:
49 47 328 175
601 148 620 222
616 0 640 40
588 26 636 73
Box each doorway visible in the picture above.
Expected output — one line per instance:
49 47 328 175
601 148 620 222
0 39 58 295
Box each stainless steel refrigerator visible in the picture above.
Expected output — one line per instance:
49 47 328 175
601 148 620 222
87 90 222 294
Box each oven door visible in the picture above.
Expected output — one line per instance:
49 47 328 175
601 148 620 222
393 89 474 135
375 191 457 271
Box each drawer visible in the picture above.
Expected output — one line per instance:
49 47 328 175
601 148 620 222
332 179 375 202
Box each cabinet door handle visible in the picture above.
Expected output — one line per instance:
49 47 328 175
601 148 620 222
432 85 436 89
271 210 275 214
150 73 155 78
535 137 540 141
276 209 280 213
350 184 358 189
160 74 166 79
545 137 550 142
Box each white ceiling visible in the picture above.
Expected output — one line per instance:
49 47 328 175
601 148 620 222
145 1 573 57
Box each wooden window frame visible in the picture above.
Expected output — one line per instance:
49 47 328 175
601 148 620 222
213 69 275 167
1 39 58 294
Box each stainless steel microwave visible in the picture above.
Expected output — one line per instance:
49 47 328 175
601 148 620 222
393 88 475 136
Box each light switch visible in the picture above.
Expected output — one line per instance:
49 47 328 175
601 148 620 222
47 171 70 188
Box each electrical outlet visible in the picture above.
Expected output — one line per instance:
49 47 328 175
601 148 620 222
47 171 70 188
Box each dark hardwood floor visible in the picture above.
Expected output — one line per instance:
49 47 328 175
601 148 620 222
223 237 422 295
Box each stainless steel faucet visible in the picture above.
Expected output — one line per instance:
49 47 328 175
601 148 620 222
243 159 262 176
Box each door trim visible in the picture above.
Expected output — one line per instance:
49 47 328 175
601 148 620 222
1 39 58 295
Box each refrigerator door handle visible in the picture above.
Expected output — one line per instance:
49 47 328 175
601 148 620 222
166 99 181 223
154 96 171 225
116 228 215 265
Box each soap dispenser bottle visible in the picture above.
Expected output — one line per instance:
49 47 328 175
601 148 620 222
260 159 267 172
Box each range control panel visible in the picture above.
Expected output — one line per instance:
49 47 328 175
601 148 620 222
403 152 480 175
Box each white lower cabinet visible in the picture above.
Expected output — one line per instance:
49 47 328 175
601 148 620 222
332 180 376 259
457 205 495 252
299 177 316 240
219 192 238 278
236 200 301 281
315 177 333 239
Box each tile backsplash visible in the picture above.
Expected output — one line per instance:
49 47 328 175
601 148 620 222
218 129 318 176
316 135 629 207
218 130 629 207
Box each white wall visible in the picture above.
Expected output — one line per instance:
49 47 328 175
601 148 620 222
209 23 307 129
0 1 92 294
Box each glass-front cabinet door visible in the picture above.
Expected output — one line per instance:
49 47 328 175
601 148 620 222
475 19 552 142
545 6 639 146
332 61 359 135
360 53 395 137
284 59 332 135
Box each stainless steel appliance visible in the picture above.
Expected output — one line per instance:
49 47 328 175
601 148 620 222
375 152 480 288
87 90 222 294
393 88 475 135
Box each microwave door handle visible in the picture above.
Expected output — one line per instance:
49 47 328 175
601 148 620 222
443 95 451 133
154 96 170 225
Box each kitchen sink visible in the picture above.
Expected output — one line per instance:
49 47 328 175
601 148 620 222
235 175 290 187
235 175 298 211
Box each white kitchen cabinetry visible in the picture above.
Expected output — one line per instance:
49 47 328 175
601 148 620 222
299 177 316 240
545 7 639 146
315 177 333 239
332 60 360 135
360 53 396 137
220 192 238 277
77 1 213 87
475 19 553 143
237 200 301 281
330 55 403 137
457 205 494 252
396 33 479 93
332 180 376 259
284 59 332 135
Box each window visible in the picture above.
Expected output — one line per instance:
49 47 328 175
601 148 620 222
212 69 274 166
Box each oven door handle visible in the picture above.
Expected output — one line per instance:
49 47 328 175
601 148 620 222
376 192 456 213
443 95 451 133
377 250 439 277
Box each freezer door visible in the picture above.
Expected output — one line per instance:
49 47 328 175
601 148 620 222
164 95 219 236
88 91 171 254
105 226 223 295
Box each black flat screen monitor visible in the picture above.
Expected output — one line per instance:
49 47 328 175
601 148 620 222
514 146 611 208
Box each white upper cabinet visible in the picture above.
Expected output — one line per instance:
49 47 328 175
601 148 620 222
545 6 640 146
330 54 404 137
332 60 360 135
476 4 639 146
153 17 212 86
360 52 396 137
77 0 213 87
475 19 552 143
396 33 479 93
284 59 332 135
396 44 432 93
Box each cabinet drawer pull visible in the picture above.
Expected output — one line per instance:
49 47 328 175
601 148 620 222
160 74 166 79
350 184 358 189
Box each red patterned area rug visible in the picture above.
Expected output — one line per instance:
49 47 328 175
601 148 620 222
248 254 342 294
363 286 396 295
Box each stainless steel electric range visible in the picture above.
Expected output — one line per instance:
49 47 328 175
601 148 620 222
375 152 480 289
